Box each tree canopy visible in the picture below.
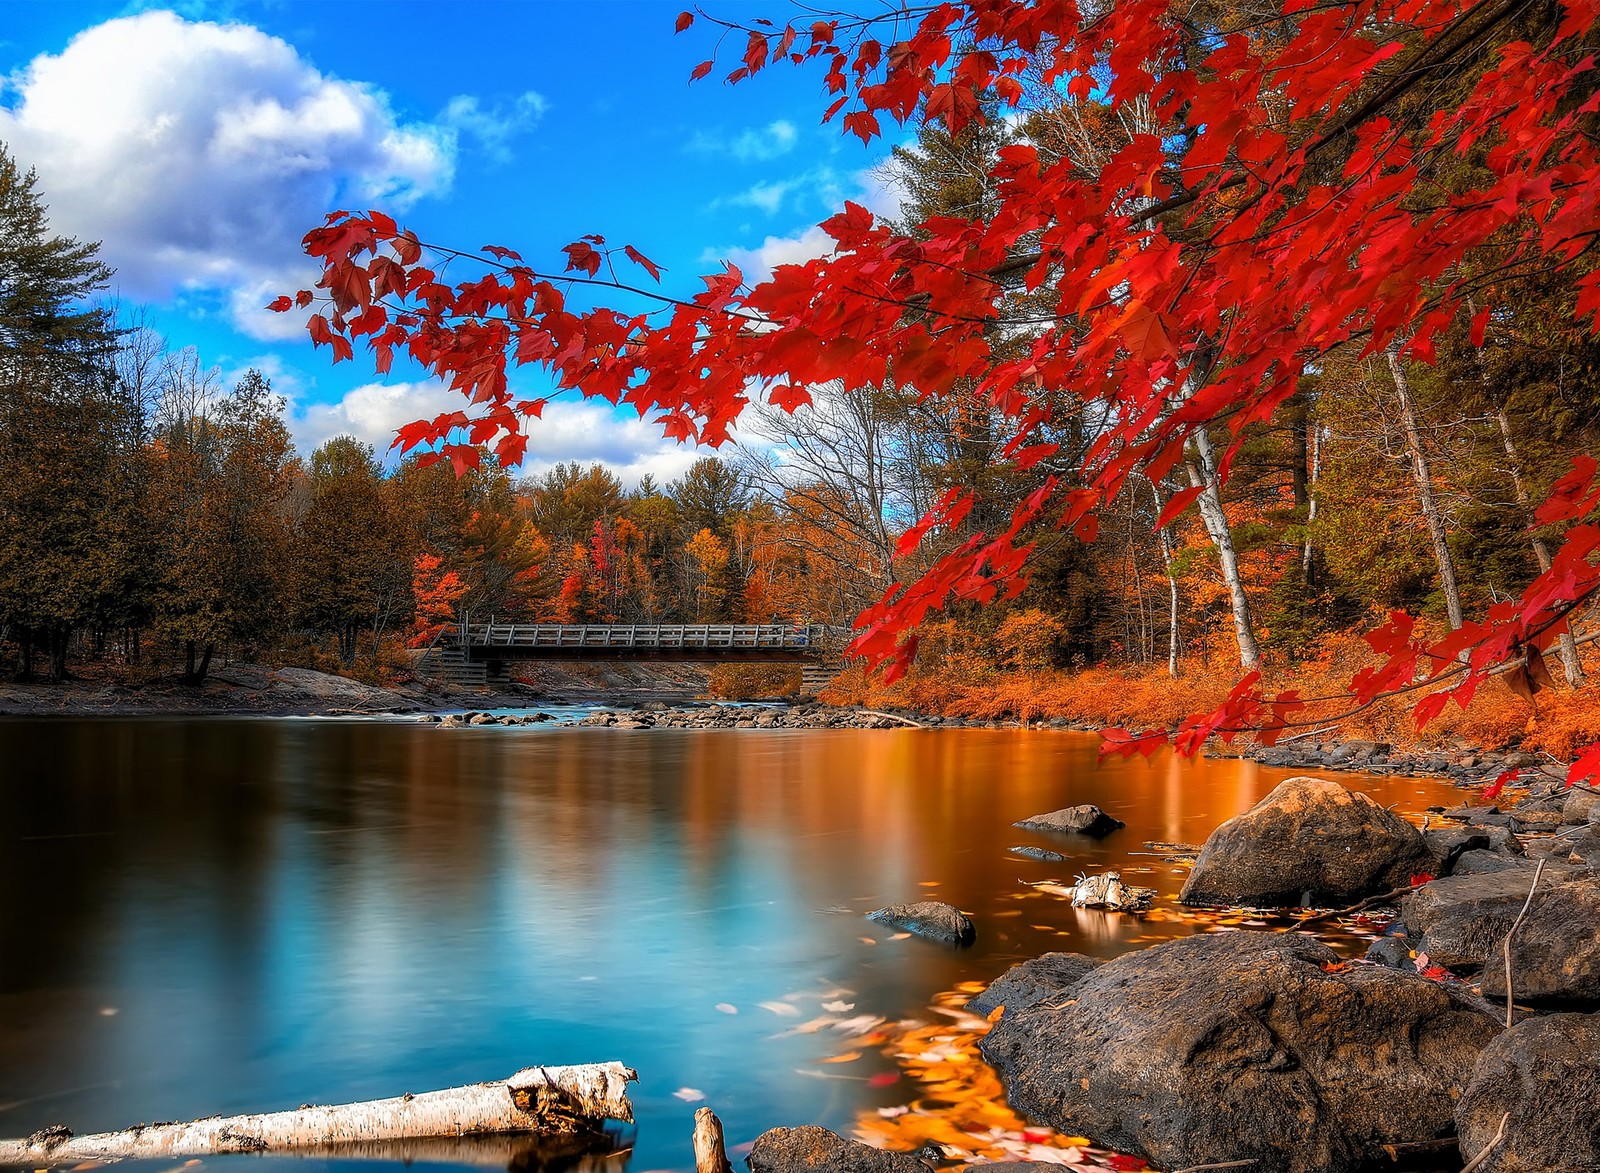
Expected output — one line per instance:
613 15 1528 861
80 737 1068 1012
281 0 1600 780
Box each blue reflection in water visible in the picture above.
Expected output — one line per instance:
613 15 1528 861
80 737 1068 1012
0 720 1464 1173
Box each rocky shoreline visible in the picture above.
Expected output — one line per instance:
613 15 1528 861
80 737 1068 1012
744 776 1600 1173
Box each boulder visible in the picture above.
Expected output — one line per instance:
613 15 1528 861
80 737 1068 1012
1451 849 1530 876
1013 805 1125 838
1180 777 1433 907
1479 877 1600 1008
965 952 1101 1019
1008 845 1067 862
1423 826 1523 871
747 1127 932 1173
1403 870 1572 972
866 901 975 946
1563 787 1600 825
980 931 1501 1173
1455 1013 1600 1172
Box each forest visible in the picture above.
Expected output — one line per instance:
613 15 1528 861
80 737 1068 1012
4 68 1600 751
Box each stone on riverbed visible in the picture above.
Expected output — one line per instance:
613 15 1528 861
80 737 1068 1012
979 930 1501 1173
1564 786 1600 825
1478 877 1600 1008
1455 1013 1600 1173
866 900 975 946
1008 845 1067 862
1179 776 1433 907
965 952 1101 1020
748 1126 933 1173
1012 804 1125 838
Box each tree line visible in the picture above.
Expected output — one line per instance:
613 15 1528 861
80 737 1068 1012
6 88 1600 695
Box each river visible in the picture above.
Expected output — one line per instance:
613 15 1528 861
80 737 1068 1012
0 718 1468 1173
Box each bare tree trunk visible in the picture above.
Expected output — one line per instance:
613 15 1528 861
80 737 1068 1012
692 1108 734 1173
0 1063 636 1165
1302 423 1322 585
1185 422 1262 672
1493 407 1584 683
1386 344 1465 631
1149 481 1182 677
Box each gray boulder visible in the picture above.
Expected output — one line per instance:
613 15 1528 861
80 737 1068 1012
1455 1013 1600 1172
1008 845 1067 862
1180 777 1433 907
1403 870 1572 972
980 930 1501 1173
1452 849 1530 876
747 1127 932 1173
965 952 1101 1019
1423 826 1523 870
1564 787 1600 825
1013 804 1125 838
866 901 975 946
1479 877 1600 1007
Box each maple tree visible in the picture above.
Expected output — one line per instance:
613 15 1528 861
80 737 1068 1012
279 0 1599 777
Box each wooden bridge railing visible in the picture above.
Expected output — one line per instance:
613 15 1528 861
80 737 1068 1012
455 621 849 654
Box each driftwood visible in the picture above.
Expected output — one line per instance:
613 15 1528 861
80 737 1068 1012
692 1107 734 1173
0 1062 636 1166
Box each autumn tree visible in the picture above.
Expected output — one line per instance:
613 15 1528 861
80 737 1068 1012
285 0 1600 776
148 367 295 684
290 436 410 666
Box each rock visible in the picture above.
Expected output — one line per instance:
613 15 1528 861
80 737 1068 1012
1452 849 1532 876
747 1127 933 1173
1013 804 1125 838
1567 827 1600 865
1508 809 1563 832
1364 936 1417 970
1008 845 1067 862
1564 787 1600 825
1479 877 1600 1007
965 952 1101 1019
1424 827 1523 872
866 901 975 946
1403 870 1573 972
1455 1013 1600 1173
1180 777 1434 907
980 931 1501 1173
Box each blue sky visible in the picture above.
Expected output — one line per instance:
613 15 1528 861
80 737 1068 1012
0 0 899 482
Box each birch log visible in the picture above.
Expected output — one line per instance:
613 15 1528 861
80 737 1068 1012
0 1062 635 1165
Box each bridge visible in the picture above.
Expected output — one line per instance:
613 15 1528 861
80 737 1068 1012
418 621 852 687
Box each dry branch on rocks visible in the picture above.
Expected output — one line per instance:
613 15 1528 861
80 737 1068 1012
0 1062 636 1165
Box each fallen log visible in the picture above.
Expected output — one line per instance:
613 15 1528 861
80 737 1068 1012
0 1062 635 1165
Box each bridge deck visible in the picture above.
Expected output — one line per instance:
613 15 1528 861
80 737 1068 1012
456 622 844 662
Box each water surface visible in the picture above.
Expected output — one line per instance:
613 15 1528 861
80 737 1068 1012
0 720 1467 1171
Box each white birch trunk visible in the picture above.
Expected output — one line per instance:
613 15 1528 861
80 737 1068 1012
0 1062 635 1165
1185 422 1262 672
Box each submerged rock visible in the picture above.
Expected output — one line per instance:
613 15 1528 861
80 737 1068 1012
1008 845 1067 862
1013 804 1125 838
1180 776 1433 907
980 930 1501 1173
965 952 1101 1019
866 901 975 946
1456 1013 1600 1173
747 1127 933 1173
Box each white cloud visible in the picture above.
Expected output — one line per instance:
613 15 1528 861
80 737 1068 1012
689 119 798 163
289 382 710 487
0 11 458 339
439 91 548 165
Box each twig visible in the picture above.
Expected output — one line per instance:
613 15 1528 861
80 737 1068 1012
1293 885 1413 927
1458 1111 1509 1173
1170 1161 1258 1173
1277 724 1342 745
854 708 928 728
1504 860 1546 1027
